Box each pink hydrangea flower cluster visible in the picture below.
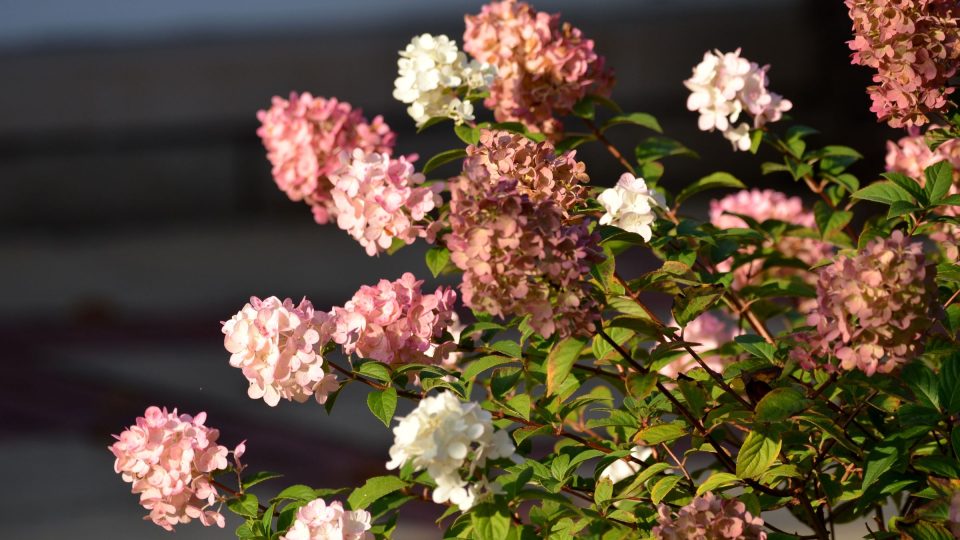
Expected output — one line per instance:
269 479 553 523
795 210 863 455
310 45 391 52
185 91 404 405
685 49 792 151
463 0 614 138
279 498 372 540
659 312 738 379
330 150 442 256
846 0 960 127
109 407 243 531
446 159 602 337
653 492 767 540
886 130 960 245
886 128 960 180
222 296 338 407
465 129 589 213
710 189 831 291
331 272 459 365
792 231 938 376
256 92 396 223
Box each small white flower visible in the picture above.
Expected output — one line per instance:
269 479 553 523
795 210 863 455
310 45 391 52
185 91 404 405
598 173 664 242
599 446 654 484
393 33 495 126
386 391 514 511
684 49 791 151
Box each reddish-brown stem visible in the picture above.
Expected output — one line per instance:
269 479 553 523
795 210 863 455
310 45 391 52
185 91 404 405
583 118 637 175
211 479 270 513
945 288 960 310
326 360 422 400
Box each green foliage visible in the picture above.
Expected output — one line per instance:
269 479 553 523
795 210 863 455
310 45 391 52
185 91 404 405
134 28 960 540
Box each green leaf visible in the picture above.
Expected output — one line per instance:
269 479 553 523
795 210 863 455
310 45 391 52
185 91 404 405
734 335 776 362
650 475 682 504
471 503 512 540
242 471 283 490
416 117 449 132
749 129 763 154
454 123 480 145
883 172 927 205
812 201 853 238
463 356 517 382
594 478 615 510
227 493 260 518
272 484 319 502
899 521 954 540
736 431 780 480
357 361 391 383
861 442 900 492
235 521 257 538
489 340 523 358
851 181 915 205
425 247 452 278
506 393 532 420
422 148 467 175
674 172 746 207
366 387 398 428
547 336 588 395
754 388 807 423
602 112 662 133
637 421 687 444
672 284 724 326
572 96 596 119
347 476 409 511
953 426 960 460
635 136 699 164
939 353 960 414
696 472 740 495
926 160 954 203
902 361 941 410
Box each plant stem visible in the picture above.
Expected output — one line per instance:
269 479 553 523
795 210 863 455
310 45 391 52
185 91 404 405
211 479 270 513
583 118 637 175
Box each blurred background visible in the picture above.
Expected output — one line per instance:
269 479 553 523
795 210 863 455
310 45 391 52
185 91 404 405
2 0 897 538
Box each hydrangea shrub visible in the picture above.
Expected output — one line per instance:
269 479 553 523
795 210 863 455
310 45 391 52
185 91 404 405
111 2 960 539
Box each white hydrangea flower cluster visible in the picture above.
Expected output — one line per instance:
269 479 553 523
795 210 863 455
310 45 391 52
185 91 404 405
279 498 372 540
386 391 515 511
598 172 665 242
393 33 495 126
599 445 653 484
684 48 792 151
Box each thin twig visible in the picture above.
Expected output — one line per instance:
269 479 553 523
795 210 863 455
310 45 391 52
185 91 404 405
583 118 636 175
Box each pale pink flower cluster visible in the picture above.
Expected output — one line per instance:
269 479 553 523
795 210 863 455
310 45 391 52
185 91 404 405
710 189 831 292
463 0 614 138
331 272 458 365
886 130 960 245
256 92 396 223
222 296 338 407
279 498 372 540
465 129 589 213
846 0 960 127
886 128 960 180
109 407 242 531
330 150 441 256
792 231 938 376
659 313 738 380
685 49 792 151
654 492 767 540
446 162 602 338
